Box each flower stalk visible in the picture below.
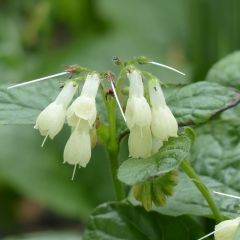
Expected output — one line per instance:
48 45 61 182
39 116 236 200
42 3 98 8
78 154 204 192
106 96 125 200
181 160 223 223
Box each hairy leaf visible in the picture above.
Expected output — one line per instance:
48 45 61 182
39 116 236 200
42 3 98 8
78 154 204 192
147 120 240 218
167 81 240 126
118 128 193 185
82 202 203 240
206 51 240 88
1 81 239 128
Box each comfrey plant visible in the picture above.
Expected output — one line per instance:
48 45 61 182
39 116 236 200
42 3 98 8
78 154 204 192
5 54 240 239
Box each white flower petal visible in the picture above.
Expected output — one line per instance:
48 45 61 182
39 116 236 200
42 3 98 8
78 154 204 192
127 70 144 97
215 218 240 240
67 96 96 127
128 125 152 158
125 96 151 129
35 102 66 139
81 73 100 98
55 82 77 108
149 80 166 108
151 106 178 140
63 122 91 167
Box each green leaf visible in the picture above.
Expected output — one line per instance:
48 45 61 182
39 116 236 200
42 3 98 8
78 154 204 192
3 231 81 240
0 81 59 125
1 81 240 129
166 81 240 126
150 173 240 218
82 202 203 240
206 51 240 88
0 126 114 219
146 120 240 218
118 128 193 185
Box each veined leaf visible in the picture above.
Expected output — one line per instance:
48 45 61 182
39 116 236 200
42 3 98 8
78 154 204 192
82 202 203 240
206 51 240 88
166 81 240 126
118 128 193 185
0 81 239 127
145 120 240 218
0 81 59 125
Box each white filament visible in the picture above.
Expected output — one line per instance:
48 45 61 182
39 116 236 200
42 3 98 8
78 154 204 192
110 80 126 122
149 61 185 76
71 164 77 181
8 72 69 89
214 191 240 200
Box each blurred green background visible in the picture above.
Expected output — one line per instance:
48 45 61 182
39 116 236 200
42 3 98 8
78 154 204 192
0 0 240 238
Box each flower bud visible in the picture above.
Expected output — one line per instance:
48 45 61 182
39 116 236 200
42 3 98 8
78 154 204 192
149 80 178 141
215 218 240 240
34 82 76 139
67 73 100 127
63 120 91 167
128 125 152 158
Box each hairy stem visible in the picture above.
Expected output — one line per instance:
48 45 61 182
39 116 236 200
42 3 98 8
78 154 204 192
181 160 222 223
106 98 125 200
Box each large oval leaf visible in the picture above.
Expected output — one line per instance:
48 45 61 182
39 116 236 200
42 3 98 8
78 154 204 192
82 202 203 240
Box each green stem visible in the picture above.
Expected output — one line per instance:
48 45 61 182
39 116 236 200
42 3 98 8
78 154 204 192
106 98 125 201
181 160 222 223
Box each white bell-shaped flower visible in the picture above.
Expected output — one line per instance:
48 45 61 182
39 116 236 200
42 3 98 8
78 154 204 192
34 82 76 139
63 120 91 167
214 218 240 240
149 80 178 141
125 96 152 129
125 70 152 158
67 73 100 127
125 70 151 129
128 125 152 158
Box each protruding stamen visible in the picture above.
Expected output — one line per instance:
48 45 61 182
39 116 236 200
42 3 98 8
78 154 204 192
71 164 77 181
41 134 49 147
214 191 240 200
110 80 127 122
8 72 69 90
197 217 240 240
148 61 185 76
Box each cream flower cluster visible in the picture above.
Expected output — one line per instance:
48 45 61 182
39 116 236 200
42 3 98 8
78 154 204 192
35 73 100 168
125 70 178 158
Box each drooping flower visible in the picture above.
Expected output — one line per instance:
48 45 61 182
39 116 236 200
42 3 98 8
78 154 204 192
34 81 77 140
63 120 91 167
149 80 178 142
67 73 100 127
125 69 152 158
64 73 100 170
128 125 152 158
214 218 240 240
